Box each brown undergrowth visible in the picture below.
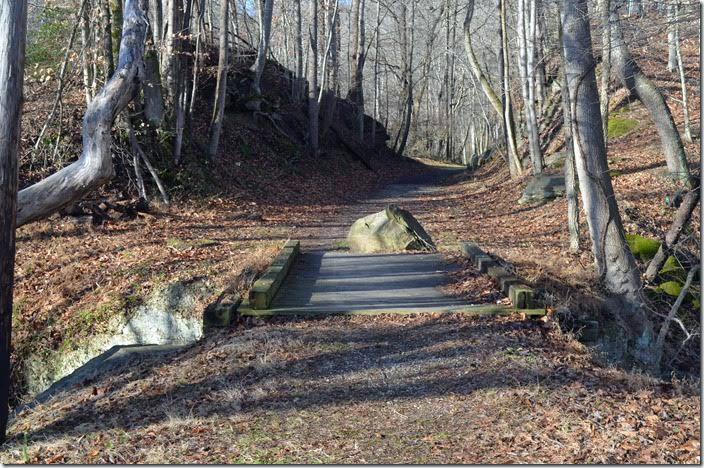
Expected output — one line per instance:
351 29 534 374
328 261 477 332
0 313 698 463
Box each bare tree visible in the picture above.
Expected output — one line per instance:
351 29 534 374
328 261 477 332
208 0 229 158
16 0 149 227
517 0 543 174
465 0 521 176
251 0 274 94
562 0 655 369
609 2 691 183
347 0 366 139
307 0 319 155
0 0 27 445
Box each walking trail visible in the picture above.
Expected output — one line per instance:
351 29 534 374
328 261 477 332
262 165 507 316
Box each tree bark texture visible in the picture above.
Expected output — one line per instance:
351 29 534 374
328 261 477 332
0 0 26 445
563 0 655 369
559 15 580 252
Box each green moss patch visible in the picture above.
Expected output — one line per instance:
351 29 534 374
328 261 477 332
607 115 638 139
625 234 660 262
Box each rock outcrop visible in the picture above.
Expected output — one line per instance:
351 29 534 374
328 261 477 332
518 174 566 205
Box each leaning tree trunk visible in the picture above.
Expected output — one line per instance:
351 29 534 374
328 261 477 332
16 0 148 227
644 178 700 282
251 0 274 95
208 0 229 158
466 0 521 176
0 0 26 445
562 0 656 370
609 4 691 184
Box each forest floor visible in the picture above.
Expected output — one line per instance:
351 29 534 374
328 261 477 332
3 11 700 464
1 157 701 463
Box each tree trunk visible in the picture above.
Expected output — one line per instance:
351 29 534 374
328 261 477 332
295 0 304 101
163 0 183 101
208 0 229 158
674 2 692 143
517 0 543 175
101 0 115 79
347 0 366 140
189 0 205 114
535 4 547 113
466 0 521 176
559 11 580 252
251 0 274 94
149 0 163 47
0 0 26 445
307 0 319 156
396 1 414 157
499 0 522 176
16 0 149 227
143 46 165 126
609 3 690 183
563 0 655 370
319 0 339 141
371 0 380 145
599 0 610 146
81 1 94 104
667 2 677 72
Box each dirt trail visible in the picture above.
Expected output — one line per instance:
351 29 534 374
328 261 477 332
296 165 465 251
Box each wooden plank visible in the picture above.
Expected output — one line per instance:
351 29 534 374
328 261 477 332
248 240 300 309
509 284 534 309
238 302 517 317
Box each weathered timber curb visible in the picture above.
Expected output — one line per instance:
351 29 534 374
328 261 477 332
460 241 540 311
243 240 300 310
238 303 545 318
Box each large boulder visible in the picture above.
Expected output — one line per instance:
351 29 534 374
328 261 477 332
347 204 436 253
518 174 566 205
